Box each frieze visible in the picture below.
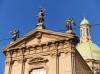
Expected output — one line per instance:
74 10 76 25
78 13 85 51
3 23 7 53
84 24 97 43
4 39 77 59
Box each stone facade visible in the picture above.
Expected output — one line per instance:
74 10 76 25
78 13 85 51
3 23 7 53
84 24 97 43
3 28 92 74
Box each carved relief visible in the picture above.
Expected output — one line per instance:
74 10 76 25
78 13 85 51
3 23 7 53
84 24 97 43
28 57 48 64
35 32 42 43
35 32 42 39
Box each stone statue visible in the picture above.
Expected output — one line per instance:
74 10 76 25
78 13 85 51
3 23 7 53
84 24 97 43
38 8 45 23
66 18 75 31
11 29 19 41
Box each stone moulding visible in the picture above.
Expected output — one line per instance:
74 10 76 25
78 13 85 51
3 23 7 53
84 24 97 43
4 39 78 59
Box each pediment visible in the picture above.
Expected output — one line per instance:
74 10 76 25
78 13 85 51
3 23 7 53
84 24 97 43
3 29 70 51
26 31 66 46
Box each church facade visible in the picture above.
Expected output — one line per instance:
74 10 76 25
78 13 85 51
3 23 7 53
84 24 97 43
3 9 94 74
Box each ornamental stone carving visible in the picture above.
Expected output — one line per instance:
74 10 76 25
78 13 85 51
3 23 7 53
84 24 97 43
28 57 48 64
35 32 42 39
35 32 42 43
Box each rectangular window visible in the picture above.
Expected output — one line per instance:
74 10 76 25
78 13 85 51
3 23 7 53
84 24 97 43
30 68 46 74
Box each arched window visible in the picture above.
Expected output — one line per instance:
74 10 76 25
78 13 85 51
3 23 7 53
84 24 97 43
30 68 46 74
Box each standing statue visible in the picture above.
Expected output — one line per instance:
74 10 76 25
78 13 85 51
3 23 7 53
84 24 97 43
66 18 75 31
38 8 45 23
11 29 19 41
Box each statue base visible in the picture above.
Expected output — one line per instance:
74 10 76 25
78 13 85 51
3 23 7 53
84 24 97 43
66 30 75 34
36 23 45 30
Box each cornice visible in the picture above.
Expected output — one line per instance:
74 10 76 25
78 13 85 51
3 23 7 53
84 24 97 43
3 29 79 51
4 39 78 59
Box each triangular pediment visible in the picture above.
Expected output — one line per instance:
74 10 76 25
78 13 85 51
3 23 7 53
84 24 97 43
24 31 67 47
3 29 75 51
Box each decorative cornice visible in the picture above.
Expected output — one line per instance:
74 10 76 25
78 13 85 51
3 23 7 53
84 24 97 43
4 38 78 59
3 29 79 51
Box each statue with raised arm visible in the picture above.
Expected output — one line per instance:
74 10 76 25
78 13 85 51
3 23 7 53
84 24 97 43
66 18 75 31
11 29 20 41
38 8 45 23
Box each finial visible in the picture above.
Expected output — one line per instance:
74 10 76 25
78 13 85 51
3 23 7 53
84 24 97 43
65 18 75 31
83 17 86 20
80 17 90 25
83 17 88 22
11 29 20 42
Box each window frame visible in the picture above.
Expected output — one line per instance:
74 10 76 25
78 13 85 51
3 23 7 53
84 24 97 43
29 67 47 74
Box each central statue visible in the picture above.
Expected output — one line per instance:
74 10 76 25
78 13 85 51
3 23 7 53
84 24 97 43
38 8 45 23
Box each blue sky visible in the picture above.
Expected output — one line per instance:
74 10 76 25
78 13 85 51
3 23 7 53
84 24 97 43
0 0 100 74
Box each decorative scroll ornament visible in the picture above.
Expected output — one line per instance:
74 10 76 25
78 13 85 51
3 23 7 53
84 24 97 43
28 57 48 64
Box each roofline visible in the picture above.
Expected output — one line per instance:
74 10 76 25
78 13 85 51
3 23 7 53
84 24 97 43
3 29 77 51
75 49 92 71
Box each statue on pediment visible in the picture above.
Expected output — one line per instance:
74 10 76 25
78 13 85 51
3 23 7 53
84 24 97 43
66 18 75 31
38 8 45 23
11 29 20 41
